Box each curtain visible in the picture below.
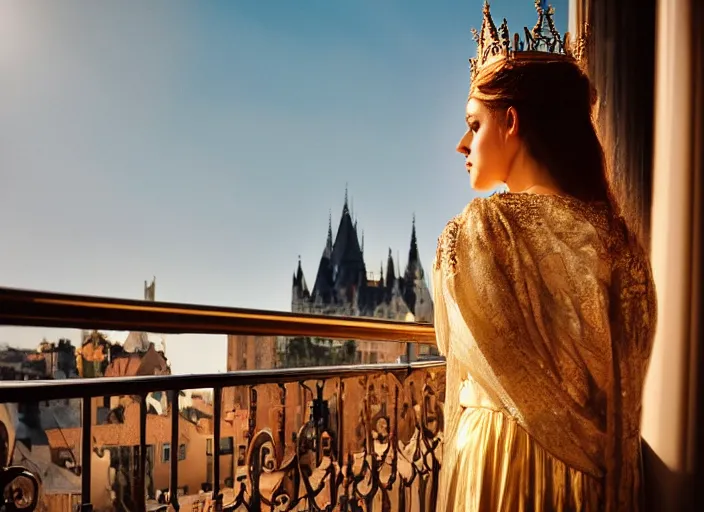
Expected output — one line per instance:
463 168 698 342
577 0 657 248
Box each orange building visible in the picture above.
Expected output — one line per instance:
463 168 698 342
44 396 248 511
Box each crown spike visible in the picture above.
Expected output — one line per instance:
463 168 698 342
468 0 588 87
499 19 511 52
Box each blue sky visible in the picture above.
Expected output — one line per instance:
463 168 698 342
0 0 567 374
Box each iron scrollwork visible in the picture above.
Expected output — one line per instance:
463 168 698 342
0 466 39 512
221 365 445 511
0 415 39 512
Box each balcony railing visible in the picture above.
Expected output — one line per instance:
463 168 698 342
0 288 443 512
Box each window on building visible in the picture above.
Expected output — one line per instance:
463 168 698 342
161 443 170 463
219 437 234 455
96 407 109 425
178 444 186 461
55 448 75 469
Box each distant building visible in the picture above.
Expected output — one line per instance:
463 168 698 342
223 334 277 411
0 338 78 381
291 193 433 324
289 193 436 365
38 338 79 379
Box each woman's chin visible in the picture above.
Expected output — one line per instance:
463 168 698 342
471 175 504 193
470 177 493 192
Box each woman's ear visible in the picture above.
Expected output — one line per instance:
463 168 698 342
505 106 519 137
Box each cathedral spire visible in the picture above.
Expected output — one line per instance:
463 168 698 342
411 213 418 252
293 256 309 291
324 210 333 258
386 248 396 287
406 214 420 276
327 188 365 293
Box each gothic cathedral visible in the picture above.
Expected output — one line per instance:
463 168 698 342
291 195 433 324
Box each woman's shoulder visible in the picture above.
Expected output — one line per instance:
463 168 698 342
437 192 579 239
434 195 504 274
435 192 616 273
438 194 500 234
459 192 613 232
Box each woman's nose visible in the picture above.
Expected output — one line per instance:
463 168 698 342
456 140 465 155
455 132 472 155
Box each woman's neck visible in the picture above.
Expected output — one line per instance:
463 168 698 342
504 146 562 196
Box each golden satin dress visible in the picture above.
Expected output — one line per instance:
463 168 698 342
432 193 657 512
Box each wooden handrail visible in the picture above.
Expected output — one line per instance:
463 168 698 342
0 287 436 343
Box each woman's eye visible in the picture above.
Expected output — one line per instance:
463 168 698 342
470 122 479 133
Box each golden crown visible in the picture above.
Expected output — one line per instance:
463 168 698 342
470 0 588 83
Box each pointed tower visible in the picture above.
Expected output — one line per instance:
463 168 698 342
144 277 156 301
296 257 309 294
291 256 311 312
385 248 396 297
400 215 433 322
377 247 411 320
310 211 336 310
330 189 366 292
324 211 333 258
405 214 423 281
140 277 167 353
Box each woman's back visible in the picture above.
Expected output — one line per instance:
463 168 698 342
433 193 656 511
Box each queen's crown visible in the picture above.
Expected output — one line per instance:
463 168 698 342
470 0 587 82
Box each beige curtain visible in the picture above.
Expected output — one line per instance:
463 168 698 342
641 0 704 509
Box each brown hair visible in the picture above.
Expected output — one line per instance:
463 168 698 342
470 58 617 211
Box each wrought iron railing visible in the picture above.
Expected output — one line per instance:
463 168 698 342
0 288 443 512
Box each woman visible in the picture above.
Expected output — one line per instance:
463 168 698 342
433 3 657 511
